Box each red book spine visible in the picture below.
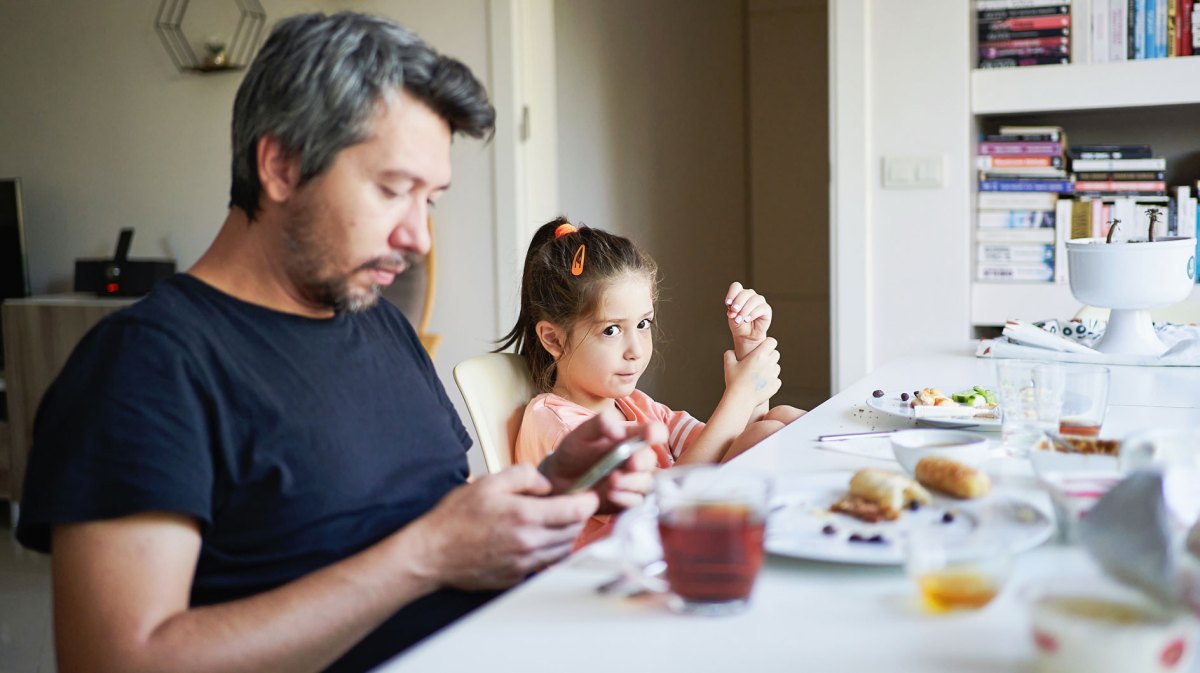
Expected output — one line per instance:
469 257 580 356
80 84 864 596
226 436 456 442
980 15 1072 30
1182 0 1195 55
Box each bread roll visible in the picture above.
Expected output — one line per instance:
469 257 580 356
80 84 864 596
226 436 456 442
848 468 931 516
914 456 991 499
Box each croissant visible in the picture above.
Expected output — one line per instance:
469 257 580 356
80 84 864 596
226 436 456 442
914 456 991 499
848 468 931 516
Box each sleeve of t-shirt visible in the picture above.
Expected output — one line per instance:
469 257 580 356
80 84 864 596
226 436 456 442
641 396 704 460
16 315 214 553
512 397 586 467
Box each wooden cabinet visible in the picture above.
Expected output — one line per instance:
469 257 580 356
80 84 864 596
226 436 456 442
1 295 135 503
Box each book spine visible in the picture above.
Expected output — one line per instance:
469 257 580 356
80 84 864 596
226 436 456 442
977 264 1056 282
1094 0 1112 62
1171 0 1181 55
980 36 1072 48
1111 0 1130 59
978 141 1064 155
982 133 1063 142
977 210 1057 228
977 243 1056 263
977 0 1073 10
978 55 1071 66
1067 143 1153 159
1135 0 1146 58
979 14 1072 29
980 179 1075 192
1160 0 1170 56
978 192 1061 209
978 155 1063 168
977 227 1058 242
1073 171 1165 180
1073 0 1091 63
980 27 1072 40
1074 180 1167 191
978 6 1072 20
1183 0 1194 54
980 44 1071 57
1054 199 1073 281
1069 158 1168 170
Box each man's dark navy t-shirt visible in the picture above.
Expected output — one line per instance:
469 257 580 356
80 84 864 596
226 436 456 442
17 274 496 671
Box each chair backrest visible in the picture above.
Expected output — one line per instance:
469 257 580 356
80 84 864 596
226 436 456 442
453 353 537 474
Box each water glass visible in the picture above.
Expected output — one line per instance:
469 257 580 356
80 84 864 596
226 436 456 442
995 360 1065 456
1059 365 1110 438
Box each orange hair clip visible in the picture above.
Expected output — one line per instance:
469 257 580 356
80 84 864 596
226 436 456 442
571 244 586 276
554 223 577 238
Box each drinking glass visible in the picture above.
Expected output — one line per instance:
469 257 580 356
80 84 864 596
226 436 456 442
905 521 1012 613
653 466 770 616
995 360 1065 456
1059 365 1110 438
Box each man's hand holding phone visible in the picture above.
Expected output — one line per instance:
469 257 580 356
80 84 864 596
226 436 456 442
537 414 664 514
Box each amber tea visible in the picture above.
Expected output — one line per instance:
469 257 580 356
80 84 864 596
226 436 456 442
658 502 765 604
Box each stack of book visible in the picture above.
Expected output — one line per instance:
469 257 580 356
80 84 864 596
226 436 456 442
977 0 1071 68
1065 144 1169 242
976 125 1073 283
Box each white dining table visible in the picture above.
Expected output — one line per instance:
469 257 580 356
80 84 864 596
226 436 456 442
375 350 1200 673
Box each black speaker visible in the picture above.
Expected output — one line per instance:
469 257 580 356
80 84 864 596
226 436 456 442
74 228 175 297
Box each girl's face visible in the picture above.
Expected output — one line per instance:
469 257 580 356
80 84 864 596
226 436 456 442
553 273 655 414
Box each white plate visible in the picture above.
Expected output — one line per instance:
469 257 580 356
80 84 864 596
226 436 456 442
866 391 1002 430
765 471 1054 565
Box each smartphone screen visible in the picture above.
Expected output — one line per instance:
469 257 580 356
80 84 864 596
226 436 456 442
565 438 649 494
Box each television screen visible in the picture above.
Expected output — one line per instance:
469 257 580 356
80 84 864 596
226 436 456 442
0 177 30 371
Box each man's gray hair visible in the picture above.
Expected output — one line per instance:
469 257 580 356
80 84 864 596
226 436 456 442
229 12 495 218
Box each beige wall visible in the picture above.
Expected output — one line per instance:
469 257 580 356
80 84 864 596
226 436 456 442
0 0 497 473
554 0 748 418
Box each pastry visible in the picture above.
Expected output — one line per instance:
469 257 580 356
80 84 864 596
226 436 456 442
914 456 991 499
830 468 931 522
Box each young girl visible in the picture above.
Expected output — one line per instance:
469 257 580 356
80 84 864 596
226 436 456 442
497 217 803 544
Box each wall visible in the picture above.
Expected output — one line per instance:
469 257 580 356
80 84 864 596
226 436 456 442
865 0 972 370
0 0 497 473
554 0 748 417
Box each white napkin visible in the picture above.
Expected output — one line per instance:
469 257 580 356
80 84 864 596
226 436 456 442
977 318 1200 366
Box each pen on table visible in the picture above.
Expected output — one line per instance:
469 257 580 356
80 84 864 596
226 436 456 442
816 430 898 442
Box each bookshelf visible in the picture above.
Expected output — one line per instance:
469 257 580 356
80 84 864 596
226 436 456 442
969 57 1200 331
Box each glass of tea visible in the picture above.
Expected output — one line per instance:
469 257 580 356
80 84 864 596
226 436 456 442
1059 365 1110 438
905 520 1012 614
653 466 770 616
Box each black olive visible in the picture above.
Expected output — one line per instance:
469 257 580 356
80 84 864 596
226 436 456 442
872 389 884 398
821 524 837 536
907 500 920 511
900 392 910 402
867 534 886 544
848 533 864 542
942 512 955 524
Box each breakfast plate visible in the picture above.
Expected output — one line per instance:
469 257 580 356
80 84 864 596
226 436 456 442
866 389 1002 430
765 471 1054 565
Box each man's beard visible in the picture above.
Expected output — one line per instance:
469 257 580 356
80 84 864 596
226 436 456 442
282 196 415 313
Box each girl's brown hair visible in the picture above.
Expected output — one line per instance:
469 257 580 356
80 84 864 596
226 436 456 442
496 216 658 392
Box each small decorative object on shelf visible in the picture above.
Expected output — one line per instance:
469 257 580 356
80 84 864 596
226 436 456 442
155 0 266 74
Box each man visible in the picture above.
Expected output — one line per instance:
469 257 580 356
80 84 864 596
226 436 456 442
16 12 660 673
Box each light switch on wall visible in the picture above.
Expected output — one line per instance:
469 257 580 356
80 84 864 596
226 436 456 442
882 155 944 189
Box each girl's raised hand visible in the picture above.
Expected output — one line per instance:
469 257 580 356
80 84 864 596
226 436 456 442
724 282 773 359
722 337 782 410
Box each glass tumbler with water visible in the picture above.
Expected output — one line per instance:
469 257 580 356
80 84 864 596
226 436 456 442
995 360 1065 456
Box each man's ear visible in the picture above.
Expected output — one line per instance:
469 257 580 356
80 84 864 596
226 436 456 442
535 321 567 360
256 135 301 204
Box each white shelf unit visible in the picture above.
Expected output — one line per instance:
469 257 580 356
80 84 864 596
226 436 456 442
969 57 1200 329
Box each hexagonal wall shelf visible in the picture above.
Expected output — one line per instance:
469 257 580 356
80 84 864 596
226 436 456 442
155 0 266 73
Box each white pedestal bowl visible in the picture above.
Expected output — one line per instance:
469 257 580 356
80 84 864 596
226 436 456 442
1066 237 1197 356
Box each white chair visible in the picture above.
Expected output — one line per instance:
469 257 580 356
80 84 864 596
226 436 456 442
453 353 537 474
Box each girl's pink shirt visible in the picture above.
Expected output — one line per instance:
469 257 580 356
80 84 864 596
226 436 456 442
513 389 704 548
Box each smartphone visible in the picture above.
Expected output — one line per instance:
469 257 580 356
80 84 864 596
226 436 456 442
565 437 649 494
